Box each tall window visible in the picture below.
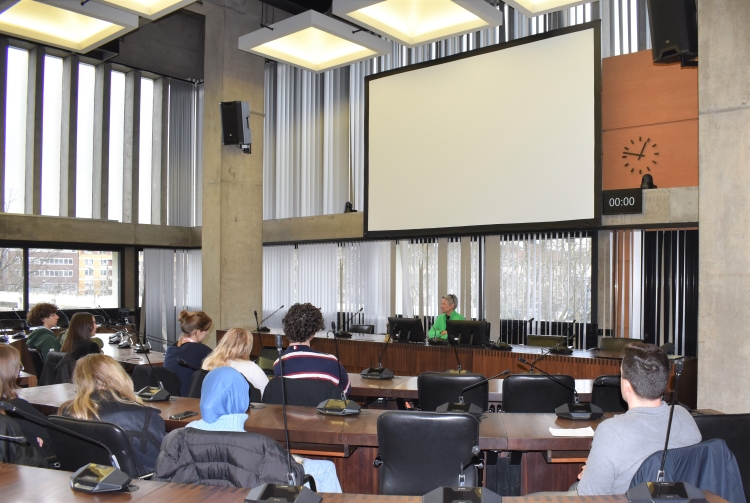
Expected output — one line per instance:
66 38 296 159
0 248 23 310
41 55 63 216
139 78 154 224
76 63 96 218
4 47 28 213
108 71 126 222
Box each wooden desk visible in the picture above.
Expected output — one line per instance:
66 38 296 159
100 342 165 370
16 370 37 387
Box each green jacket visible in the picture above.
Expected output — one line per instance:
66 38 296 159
428 311 466 340
26 328 61 361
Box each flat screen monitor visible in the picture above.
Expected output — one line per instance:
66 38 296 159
388 317 426 343
446 320 490 346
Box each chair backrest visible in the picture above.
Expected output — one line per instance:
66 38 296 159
348 324 375 334
377 411 480 495
502 374 575 413
131 365 182 397
591 374 628 412
261 378 342 407
630 438 746 503
189 368 262 403
46 415 141 478
256 346 278 375
526 335 567 347
600 337 635 352
417 372 488 412
694 413 750 503
26 348 45 377
38 351 66 386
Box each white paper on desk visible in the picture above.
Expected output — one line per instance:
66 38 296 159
549 426 595 437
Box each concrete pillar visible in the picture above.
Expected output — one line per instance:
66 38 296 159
151 77 169 225
25 47 44 215
122 246 137 312
93 63 111 220
0 39 7 212
199 0 266 345
697 0 750 412
60 55 79 217
123 70 141 223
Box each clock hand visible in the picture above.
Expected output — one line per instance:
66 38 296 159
638 140 648 159
622 152 643 156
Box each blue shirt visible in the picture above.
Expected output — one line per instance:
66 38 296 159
273 345 350 395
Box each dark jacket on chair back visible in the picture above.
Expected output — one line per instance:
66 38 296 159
154 428 304 488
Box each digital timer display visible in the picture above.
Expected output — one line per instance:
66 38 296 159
602 189 642 215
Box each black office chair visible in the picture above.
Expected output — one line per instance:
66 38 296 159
188 369 262 403
46 415 149 478
376 411 481 495
501 374 575 413
26 348 45 378
591 374 628 412
694 413 750 503
630 439 745 503
131 365 182 397
38 351 66 386
261 378 342 407
417 372 488 412
348 324 375 334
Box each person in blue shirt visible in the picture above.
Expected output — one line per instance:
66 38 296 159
427 294 466 340
163 310 213 396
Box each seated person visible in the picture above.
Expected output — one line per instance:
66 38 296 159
273 303 350 395
0 345 54 459
25 302 61 361
164 310 213 396
427 294 465 340
577 342 701 495
59 354 166 476
156 367 341 492
53 312 102 384
0 414 46 467
202 327 269 397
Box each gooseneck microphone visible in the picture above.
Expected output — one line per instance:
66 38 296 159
57 310 71 328
361 335 394 380
459 446 481 487
276 334 294 485
96 305 115 328
550 320 577 355
318 325 360 416
135 341 170 402
257 306 284 332
445 340 466 374
0 434 28 444
336 307 362 338
437 370 511 417
254 311 263 334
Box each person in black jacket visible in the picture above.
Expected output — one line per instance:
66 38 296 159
0 414 46 467
0 345 54 459
163 310 213 396
53 312 102 384
59 354 166 476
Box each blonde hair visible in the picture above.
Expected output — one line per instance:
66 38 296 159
0 345 21 400
177 310 212 346
202 328 254 370
59 354 143 420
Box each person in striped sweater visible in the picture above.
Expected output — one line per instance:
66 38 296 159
273 303 350 396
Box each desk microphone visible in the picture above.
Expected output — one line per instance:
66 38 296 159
132 334 170 402
57 310 71 328
318 327 360 415
96 305 116 328
422 444 501 503
11 308 27 338
445 339 467 374
246 336 322 503
336 307 362 339
0 434 27 443
437 370 510 417
256 306 283 332
517 357 602 420
550 320 577 355
360 335 394 380
0 401 132 493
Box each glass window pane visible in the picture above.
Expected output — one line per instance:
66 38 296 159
29 249 120 308
4 48 28 214
76 63 95 218
0 248 24 311
108 70 125 222
139 78 154 224
41 55 63 216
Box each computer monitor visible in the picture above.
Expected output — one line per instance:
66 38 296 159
446 320 490 346
388 317 426 343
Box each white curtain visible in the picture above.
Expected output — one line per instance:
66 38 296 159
297 243 338 331
142 249 176 351
167 79 200 227
340 241 391 334
396 240 437 319
262 245 295 329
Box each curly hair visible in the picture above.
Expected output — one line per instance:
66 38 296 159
27 302 58 327
282 303 324 343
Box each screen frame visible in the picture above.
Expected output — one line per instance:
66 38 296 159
364 21 602 239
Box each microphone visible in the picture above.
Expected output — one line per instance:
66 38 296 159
10 308 27 339
550 320 577 355
57 310 71 328
245 337 323 503
360 335 394 380
133 333 170 402
177 358 200 371
336 307 362 339
0 434 28 444
257 306 284 332
445 340 467 374
96 305 116 328
254 310 265 333
459 446 481 487
317 328 360 416
422 444 501 503
517 357 602 420
437 370 510 417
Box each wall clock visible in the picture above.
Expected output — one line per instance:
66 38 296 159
622 136 660 175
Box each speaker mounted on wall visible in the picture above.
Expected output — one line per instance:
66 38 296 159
647 0 698 67
220 101 252 154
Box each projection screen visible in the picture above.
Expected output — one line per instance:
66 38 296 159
365 24 601 238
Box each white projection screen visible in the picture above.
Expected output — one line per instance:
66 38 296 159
365 24 601 238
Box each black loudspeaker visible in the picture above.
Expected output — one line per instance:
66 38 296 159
647 0 698 64
220 101 252 152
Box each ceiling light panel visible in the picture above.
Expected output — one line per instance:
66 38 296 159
238 11 391 74
333 0 504 48
0 0 137 53
499 0 589 18
91 0 197 21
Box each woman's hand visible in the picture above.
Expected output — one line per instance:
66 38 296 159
440 330 447 335
577 465 586 480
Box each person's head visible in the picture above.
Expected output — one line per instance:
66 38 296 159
282 303 324 344
620 342 670 403
61 312 95 352
60 354 142 420
178 310 212 344
27 302 58 328
440 294 458 315
0 345 21 400
202 328 254 371
199 367 249 423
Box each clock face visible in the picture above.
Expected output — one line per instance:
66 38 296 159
622 136 660 175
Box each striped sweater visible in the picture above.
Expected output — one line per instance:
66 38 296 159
273 345 351 395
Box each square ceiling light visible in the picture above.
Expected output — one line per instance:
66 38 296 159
496 0 589 18
239 10 391 74
0 0 137 53
333 0 504 48
91 0 197 21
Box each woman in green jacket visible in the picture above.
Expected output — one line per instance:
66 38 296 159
428 294 465 340
25 303 61 361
